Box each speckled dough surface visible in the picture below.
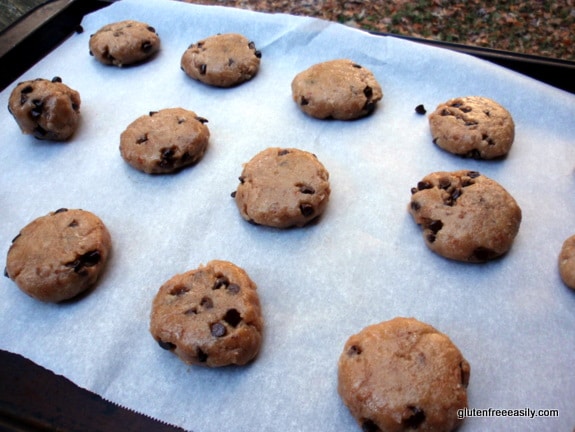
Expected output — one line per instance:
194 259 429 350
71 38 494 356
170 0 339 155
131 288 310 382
338 317 470 432
149 260 264 367
89 20 160 66
119 108 210 174
5 209 112 303
233 147 331 228
8 77 81 141
428 96 515 159
291 59 383 120
558 235 575 290
180 33 261 87
408 170 522 262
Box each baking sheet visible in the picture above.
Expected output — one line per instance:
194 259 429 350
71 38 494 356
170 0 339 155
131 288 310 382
1 0 575 430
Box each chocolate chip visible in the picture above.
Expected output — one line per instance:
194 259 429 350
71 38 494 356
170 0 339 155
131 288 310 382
197 348 208 362
254 50 262 58
299 185 315 194
200 296 213 309
4 268 9 278
213 276 229 290
410 201 421 211
467 171 480 178
426 233 436 243
300 96 309 106
136 134 148 144
20 85 33 94
170 285 190 296
238 176 245 184
471 247 498 261
66 250 101 274
363 86 373 98
417 181 432 191
300 203 314 217
211 322 227 337
149 111 158 116
34 126 47 137
428 219 443 234
72 103 80 112
230 191 237 198
226 283 240 294
11 233 21 243
68 219 78 227
30 100 43 118
438 177 451 189
51 76 62 83
361 419 380 432
352 63 362 68
195 116 208 124
159 147 176 168
415 104 426 114
460 106 472 113
199 64 207 75
158 340 176 351
147 26 156 33
278 149 290 156
223 308 242 327
228 58 235 66
54 208 68 213
402 406 426 429
248 41 256 50
347 345 362 356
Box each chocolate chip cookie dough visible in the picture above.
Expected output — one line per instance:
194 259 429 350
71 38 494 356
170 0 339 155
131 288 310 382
150 260 263 367
119 108 210 174
8 77 81 141
181 33 261 87
338 317 470 432
232 147 331 228
558 235 575 290
89 20 160 66
428 96 515 159
291 59 383 120
408 170 522 262
5 209 112 303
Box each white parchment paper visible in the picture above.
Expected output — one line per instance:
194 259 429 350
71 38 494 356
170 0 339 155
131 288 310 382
1 0 575 430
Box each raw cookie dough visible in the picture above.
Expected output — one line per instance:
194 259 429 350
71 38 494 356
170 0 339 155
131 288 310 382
428 96 515 159
558 234 575 290
232 147 331 228
119 108 209 174
408 170 522 262
7 77 81 141
180 33 261 87
5 208 111 302
150 260 263 367
338 317 470 432
291 59 383 120
89 20 160 66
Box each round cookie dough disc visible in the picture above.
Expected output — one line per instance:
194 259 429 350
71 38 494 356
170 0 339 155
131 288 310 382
232 147 331 228
120 107 210 174
428 96 515 159
291 59 383 120
338 317 470 432
558 234 575 290
408 170 522 262
89 20 160 66
150 260 264 367
180 33 261 87
8 77 81 141
5 209 112 302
